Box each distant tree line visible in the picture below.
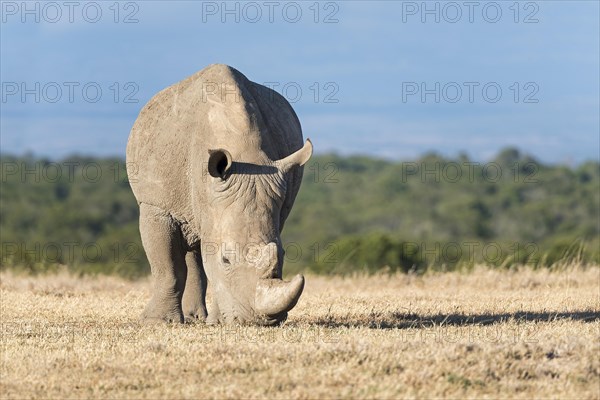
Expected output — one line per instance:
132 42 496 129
1 148 598 278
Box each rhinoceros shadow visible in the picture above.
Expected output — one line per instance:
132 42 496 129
308 310 600 329
230 162 279 175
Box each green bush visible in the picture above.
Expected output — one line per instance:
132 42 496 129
1 148 598 278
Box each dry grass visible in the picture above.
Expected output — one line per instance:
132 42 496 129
1 266 599 399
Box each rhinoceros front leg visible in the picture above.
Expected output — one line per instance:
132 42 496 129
139 203 187 324
206 297 221 325
182 250 208 322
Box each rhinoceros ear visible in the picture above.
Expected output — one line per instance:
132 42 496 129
276 139 313 173
208 149 233 179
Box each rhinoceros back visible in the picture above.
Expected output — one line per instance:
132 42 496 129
126 69 205 220
126 64 304 227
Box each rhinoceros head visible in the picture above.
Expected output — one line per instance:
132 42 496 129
201 139 312 325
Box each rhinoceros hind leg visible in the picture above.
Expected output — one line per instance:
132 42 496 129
139 203 187 324
182 250 208 323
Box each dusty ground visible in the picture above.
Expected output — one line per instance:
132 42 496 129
1 266 599 399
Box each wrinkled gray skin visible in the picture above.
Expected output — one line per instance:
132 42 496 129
126 64 312 326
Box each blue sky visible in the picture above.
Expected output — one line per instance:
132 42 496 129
1 1 599 163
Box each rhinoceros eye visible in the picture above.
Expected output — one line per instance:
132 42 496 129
222 256 231 265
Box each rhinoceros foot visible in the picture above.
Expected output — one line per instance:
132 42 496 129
183 311 207 324
140 301 184 324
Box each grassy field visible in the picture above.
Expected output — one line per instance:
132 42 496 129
1 266 599 399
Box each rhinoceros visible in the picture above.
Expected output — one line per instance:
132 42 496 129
126 64 312 325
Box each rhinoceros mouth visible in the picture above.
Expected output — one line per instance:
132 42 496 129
255 311 288 326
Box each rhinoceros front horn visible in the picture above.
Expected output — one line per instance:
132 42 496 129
255 274 305 318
